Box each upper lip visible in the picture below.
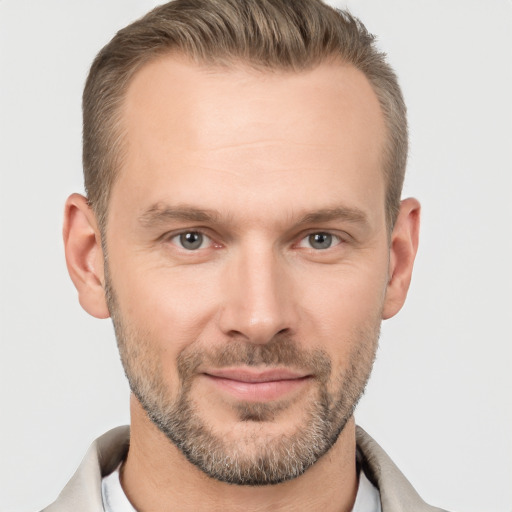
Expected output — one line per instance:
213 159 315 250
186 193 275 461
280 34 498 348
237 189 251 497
204 367 310 383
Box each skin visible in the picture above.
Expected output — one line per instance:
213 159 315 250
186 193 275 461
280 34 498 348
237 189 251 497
63 56 420 511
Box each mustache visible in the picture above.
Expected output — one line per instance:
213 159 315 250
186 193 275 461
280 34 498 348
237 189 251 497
177 334 332 384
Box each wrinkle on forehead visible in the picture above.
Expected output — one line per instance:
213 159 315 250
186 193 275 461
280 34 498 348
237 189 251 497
112 55 388 237
122 56 386 154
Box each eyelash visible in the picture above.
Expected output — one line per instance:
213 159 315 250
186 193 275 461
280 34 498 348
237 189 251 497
168 231 216 251
297 232 343 250
166 230 345 252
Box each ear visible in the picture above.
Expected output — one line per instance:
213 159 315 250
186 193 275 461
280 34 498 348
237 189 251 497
382 198 421 320
63 193 110 319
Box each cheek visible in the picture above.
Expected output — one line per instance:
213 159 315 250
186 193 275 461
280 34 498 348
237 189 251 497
296 261 387 363
113 261 223 353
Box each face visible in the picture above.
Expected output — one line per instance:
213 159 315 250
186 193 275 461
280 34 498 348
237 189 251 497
104 57 390 484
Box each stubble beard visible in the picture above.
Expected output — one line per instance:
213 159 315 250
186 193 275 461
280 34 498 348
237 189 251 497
104 267 380 486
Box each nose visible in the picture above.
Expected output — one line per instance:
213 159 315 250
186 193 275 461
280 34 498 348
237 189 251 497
218 243 298 344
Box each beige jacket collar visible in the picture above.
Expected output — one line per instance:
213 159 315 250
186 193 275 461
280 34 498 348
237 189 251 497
42 426 447 512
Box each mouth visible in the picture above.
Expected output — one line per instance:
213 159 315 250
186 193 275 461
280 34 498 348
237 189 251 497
202 367 313 402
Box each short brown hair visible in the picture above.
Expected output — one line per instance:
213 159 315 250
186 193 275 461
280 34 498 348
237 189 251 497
83 0 407 232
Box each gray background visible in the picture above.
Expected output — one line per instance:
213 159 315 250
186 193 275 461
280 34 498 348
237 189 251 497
1 1 511 511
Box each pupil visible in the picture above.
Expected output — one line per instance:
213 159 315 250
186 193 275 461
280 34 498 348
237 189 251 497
181 232 202 250
310 233 332 249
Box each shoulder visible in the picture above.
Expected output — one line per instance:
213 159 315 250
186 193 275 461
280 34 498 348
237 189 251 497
41 426 130 512
356 426 449 512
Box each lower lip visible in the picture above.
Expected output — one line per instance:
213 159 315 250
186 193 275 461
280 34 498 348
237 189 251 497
203 375 311 402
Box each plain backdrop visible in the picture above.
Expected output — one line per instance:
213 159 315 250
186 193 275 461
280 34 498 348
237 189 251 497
1 1 511 511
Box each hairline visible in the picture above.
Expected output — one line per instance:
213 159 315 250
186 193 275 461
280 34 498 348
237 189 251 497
95 51 397 241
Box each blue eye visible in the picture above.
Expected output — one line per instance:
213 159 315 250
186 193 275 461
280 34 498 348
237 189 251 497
308 233 332 249
299 232 340 250
173 231 209 250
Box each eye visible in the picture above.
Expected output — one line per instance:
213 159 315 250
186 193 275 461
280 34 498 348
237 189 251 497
298 232 341 250
171 231 211 250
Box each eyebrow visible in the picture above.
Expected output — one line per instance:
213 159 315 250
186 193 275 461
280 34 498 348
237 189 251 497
295 207 368 227
138 204 221 227
138 203 369 230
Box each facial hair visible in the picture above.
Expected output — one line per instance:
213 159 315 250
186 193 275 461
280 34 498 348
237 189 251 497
104 263 380 486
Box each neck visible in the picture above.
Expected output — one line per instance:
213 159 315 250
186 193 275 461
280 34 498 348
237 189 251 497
121 395 359 512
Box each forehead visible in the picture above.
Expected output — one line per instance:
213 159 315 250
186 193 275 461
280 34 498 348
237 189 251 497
113 55 387 227
122 55 385 153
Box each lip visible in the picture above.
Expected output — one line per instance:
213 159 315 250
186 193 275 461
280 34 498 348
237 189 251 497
202 367 312 402
205 367 308 382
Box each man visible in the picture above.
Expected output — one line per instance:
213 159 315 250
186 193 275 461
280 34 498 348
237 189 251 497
45 0 446 510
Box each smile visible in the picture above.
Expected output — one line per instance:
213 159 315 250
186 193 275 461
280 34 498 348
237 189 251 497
202 368 312 402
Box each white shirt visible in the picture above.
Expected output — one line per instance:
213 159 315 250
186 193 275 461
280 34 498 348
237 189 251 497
102 466 136 512
352 469 382 512
102 464 381 512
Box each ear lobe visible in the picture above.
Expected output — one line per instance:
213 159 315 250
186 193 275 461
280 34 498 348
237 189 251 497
63 193 110 319
382 198 421 320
